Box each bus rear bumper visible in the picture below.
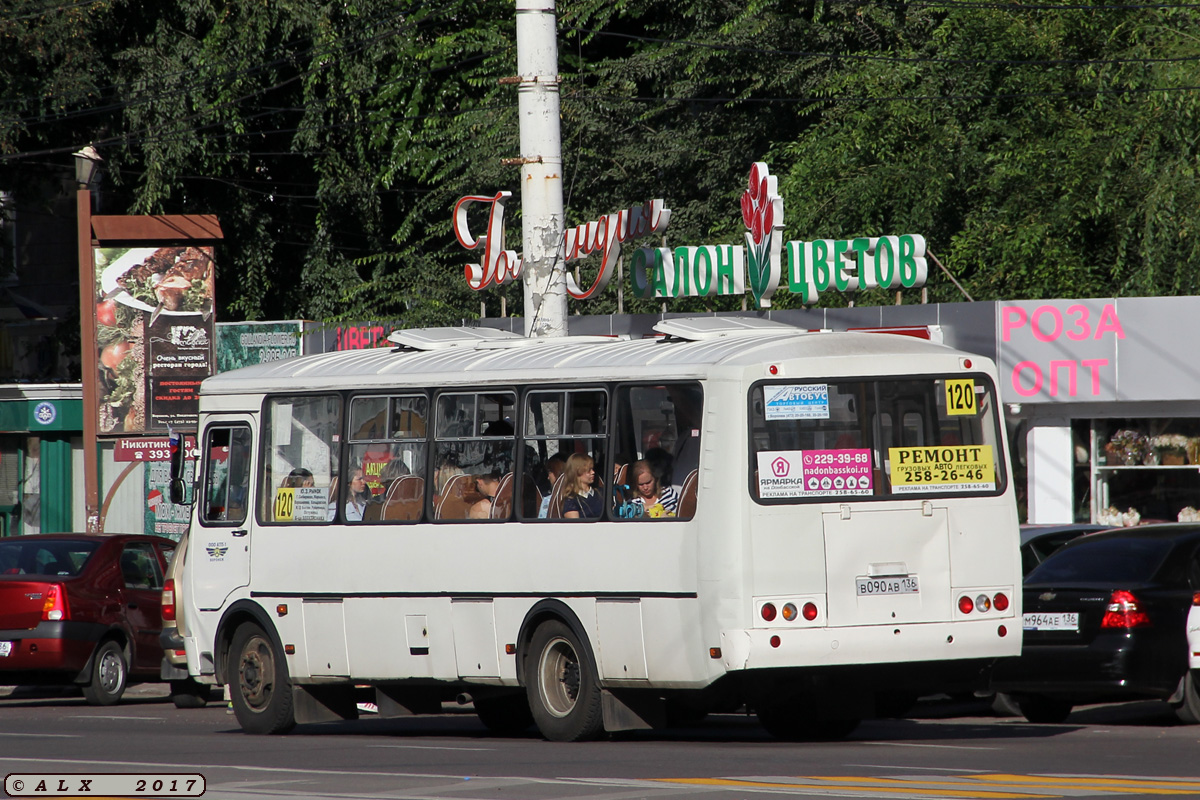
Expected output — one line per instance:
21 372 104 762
723 618 1020 673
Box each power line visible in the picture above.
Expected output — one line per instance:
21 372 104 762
564 25 1200 67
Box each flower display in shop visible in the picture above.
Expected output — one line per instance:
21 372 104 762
1104 429 1149 466
1097 506 1141 527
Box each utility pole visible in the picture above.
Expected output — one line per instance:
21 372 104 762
515 0 567 337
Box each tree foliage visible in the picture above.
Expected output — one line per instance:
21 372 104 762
2 0 1199 324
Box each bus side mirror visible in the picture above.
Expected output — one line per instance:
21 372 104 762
168 427 191 505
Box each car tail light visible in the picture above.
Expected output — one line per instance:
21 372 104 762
162 578 176 622
958 595 974 614
1101 589 1151 629
1193 591 1200 607
802 602 818 621
760 603 777 622
41 584 69 622
993 592 1010 611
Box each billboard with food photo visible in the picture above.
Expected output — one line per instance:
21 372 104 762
94 246 216 434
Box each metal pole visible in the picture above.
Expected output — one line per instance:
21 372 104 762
516 0 567 338
76 187 100 533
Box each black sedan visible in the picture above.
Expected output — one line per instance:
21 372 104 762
1020 523 1109 576
992 523 1200 724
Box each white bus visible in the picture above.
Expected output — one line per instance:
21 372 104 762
177 316 1021 741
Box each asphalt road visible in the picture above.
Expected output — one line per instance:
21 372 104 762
1 686 1199 800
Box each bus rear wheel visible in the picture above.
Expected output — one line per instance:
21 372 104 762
525 620 603 742
229 622 295 735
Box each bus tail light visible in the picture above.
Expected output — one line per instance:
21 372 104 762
760 603 777 622
993 592 1010 611
975 594 991 612
162 578 176 621
958 595 974 614
781 603 797 621
41 584 69 622
1192 591 1200 606
802 602 818 621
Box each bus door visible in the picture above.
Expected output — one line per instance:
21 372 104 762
193 418 256 610
822 506 953 627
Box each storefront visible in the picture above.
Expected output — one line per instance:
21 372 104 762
0 384 84 536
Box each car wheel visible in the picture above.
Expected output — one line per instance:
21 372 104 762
1172 671 1200 724
1017 694 1072 724
474 692 535 734
524 620 603 742
757 701 859 741
170 678 210 709
229 622 294 735
82 640 127 706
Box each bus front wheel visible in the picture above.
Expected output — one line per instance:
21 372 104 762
524 620 603 742
229 622 295 735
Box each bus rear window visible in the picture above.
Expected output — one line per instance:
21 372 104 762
749 376 1005 503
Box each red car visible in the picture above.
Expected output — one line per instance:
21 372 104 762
0 533 176 705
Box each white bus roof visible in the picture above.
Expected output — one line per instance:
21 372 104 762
201 317 975 396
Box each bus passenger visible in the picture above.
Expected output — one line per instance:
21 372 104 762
629 460 677 518
281 467 314 488
562 454 602 519
345 469 371 522
469 472 502 519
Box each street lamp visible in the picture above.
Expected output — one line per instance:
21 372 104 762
74 146 101 190
74 145 102 532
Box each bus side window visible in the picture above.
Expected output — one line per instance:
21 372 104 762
520 388 606 520
260 395 341 525
612 382 702 521
200 425 252 526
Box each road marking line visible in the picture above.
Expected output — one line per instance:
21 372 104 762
656 777 1053 798
366 744 495 752
0 733 79 738
862 742 999 751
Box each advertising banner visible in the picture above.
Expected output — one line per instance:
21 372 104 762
94 246 215 434
216 321 305 372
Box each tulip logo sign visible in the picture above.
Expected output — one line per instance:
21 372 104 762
742 163 784 308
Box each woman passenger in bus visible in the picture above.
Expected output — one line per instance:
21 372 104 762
629 460 677 518
344 468 372 522
281 467 314 488
561 453 602 519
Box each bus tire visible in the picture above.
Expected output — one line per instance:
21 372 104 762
1017 694 1072 724
525 620 603 742
474 692 535 735
82 640 127 706
229 622 295 735
1172 671 1200 724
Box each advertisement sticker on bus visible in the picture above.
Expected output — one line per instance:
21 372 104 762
763 384 830 420
757 449 872 498
273 487 331 522
888 445 995 493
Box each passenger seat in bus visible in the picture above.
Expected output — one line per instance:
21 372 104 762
490 473 514 519
545 473 567 518
434 473 473 520
677 469 699 519
383 475 424 521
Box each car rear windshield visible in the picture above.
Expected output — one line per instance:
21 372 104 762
1026 535 1173 585
0 540 99 577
